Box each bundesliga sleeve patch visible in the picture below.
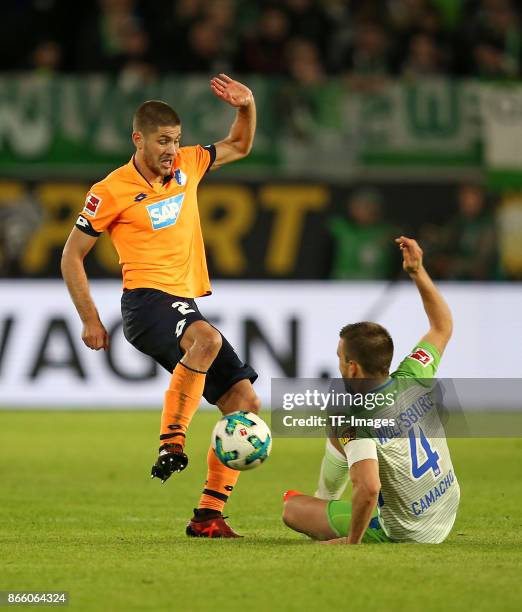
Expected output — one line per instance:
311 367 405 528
83 192 102 217
75 214 101 237
407 347 434 367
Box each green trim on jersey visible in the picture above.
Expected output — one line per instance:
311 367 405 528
326 500 391 543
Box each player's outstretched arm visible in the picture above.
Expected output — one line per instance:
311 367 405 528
348 459 381 544
320 457 380 545
61 227 109 350
396 236 453 357
210 74 256 170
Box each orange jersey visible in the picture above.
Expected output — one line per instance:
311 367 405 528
76 145 213 298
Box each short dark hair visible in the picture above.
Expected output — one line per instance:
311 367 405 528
339 322 394 376
133 100 181 134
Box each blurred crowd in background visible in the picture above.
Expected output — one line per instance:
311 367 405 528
3 0 522 84
328 183 500 281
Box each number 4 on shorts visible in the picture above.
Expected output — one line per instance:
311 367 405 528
408 426 441 479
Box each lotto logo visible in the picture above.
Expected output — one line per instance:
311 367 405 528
76 215 89 229
146 194 185 230
175 319 186 338
408 348 434 367
83 193 101 217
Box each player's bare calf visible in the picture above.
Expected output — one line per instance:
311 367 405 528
282 492 337 541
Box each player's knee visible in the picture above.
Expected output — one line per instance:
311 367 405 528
193 326 222 359
202 329 222 356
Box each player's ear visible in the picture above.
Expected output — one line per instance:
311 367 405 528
349 360 362 378
132 131 144 150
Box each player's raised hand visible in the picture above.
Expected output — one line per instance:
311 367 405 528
395 236 423 274
210 74 253 108
82 318 109 351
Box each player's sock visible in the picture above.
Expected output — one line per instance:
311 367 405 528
159 362 206 449
314 438 349 500
197 445 240 513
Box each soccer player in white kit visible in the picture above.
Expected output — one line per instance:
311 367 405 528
282 236 460 544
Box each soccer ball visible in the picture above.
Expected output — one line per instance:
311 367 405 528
211 411 272 471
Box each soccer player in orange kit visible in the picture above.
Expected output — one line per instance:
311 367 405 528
61 74 259 537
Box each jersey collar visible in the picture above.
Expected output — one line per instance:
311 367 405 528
371 377 393 393
129 156 174 191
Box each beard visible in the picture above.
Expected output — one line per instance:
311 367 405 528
144 149 172 177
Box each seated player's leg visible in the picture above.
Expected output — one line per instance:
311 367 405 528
187 335 259 538
315 437 350 500
282 493 338 541
282 492 390 543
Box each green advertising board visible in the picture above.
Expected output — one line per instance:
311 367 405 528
0 75 520 179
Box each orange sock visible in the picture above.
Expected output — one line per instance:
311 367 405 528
160 362 206 448
198 445 240 513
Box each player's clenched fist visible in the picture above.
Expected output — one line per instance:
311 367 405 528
395 236 423 274
82 319 109 350
210 74 253 108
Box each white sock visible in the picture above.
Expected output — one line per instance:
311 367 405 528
315 438 349 500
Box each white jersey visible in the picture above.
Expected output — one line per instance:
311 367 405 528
341 342 460 543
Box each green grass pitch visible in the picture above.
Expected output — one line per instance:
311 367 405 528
1 410 521 612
